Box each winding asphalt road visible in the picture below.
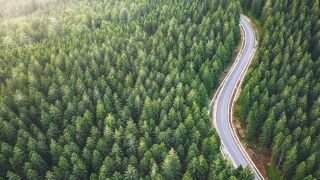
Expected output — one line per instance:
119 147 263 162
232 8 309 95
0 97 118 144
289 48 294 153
211 15 263 179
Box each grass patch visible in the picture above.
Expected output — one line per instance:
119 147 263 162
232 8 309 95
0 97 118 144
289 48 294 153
267 163 283 180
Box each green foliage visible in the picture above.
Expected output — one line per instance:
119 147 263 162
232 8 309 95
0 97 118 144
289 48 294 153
266 163 283 180
237 0 320 179
0 0 253 179
162 149 181 179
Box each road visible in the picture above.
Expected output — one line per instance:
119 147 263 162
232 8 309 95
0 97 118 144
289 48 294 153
211 15 263 179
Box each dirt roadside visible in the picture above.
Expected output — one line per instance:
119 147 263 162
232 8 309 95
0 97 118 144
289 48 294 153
231 86 268 178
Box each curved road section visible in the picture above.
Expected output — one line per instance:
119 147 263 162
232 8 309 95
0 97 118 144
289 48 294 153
211 15 263 179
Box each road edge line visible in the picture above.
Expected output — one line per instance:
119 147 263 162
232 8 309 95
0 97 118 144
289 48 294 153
228 15 264 179
209 15 246 167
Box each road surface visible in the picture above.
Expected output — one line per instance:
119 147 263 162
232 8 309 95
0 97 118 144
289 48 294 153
211 15 263 179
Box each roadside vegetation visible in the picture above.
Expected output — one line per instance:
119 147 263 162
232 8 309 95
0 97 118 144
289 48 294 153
236 0 320 179
0 0 254 179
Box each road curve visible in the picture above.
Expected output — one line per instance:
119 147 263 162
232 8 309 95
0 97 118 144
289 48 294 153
211 15 263 179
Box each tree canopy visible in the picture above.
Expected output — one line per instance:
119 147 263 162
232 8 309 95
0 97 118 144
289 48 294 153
237 0 320 179
0 0 254 179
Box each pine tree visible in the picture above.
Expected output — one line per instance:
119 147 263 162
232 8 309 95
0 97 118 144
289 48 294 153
162 149 182 179
283 146 297 178
124 165 138 180
259 117 274 147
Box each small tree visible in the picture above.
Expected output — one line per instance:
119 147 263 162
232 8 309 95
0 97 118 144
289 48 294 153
161 149 182 179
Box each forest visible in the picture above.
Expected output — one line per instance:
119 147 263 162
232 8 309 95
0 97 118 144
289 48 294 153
0 0 254 179
236 0 320 179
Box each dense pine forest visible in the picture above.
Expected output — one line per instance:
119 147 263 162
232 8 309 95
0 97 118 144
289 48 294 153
0 0 254 179
236 0 320 179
